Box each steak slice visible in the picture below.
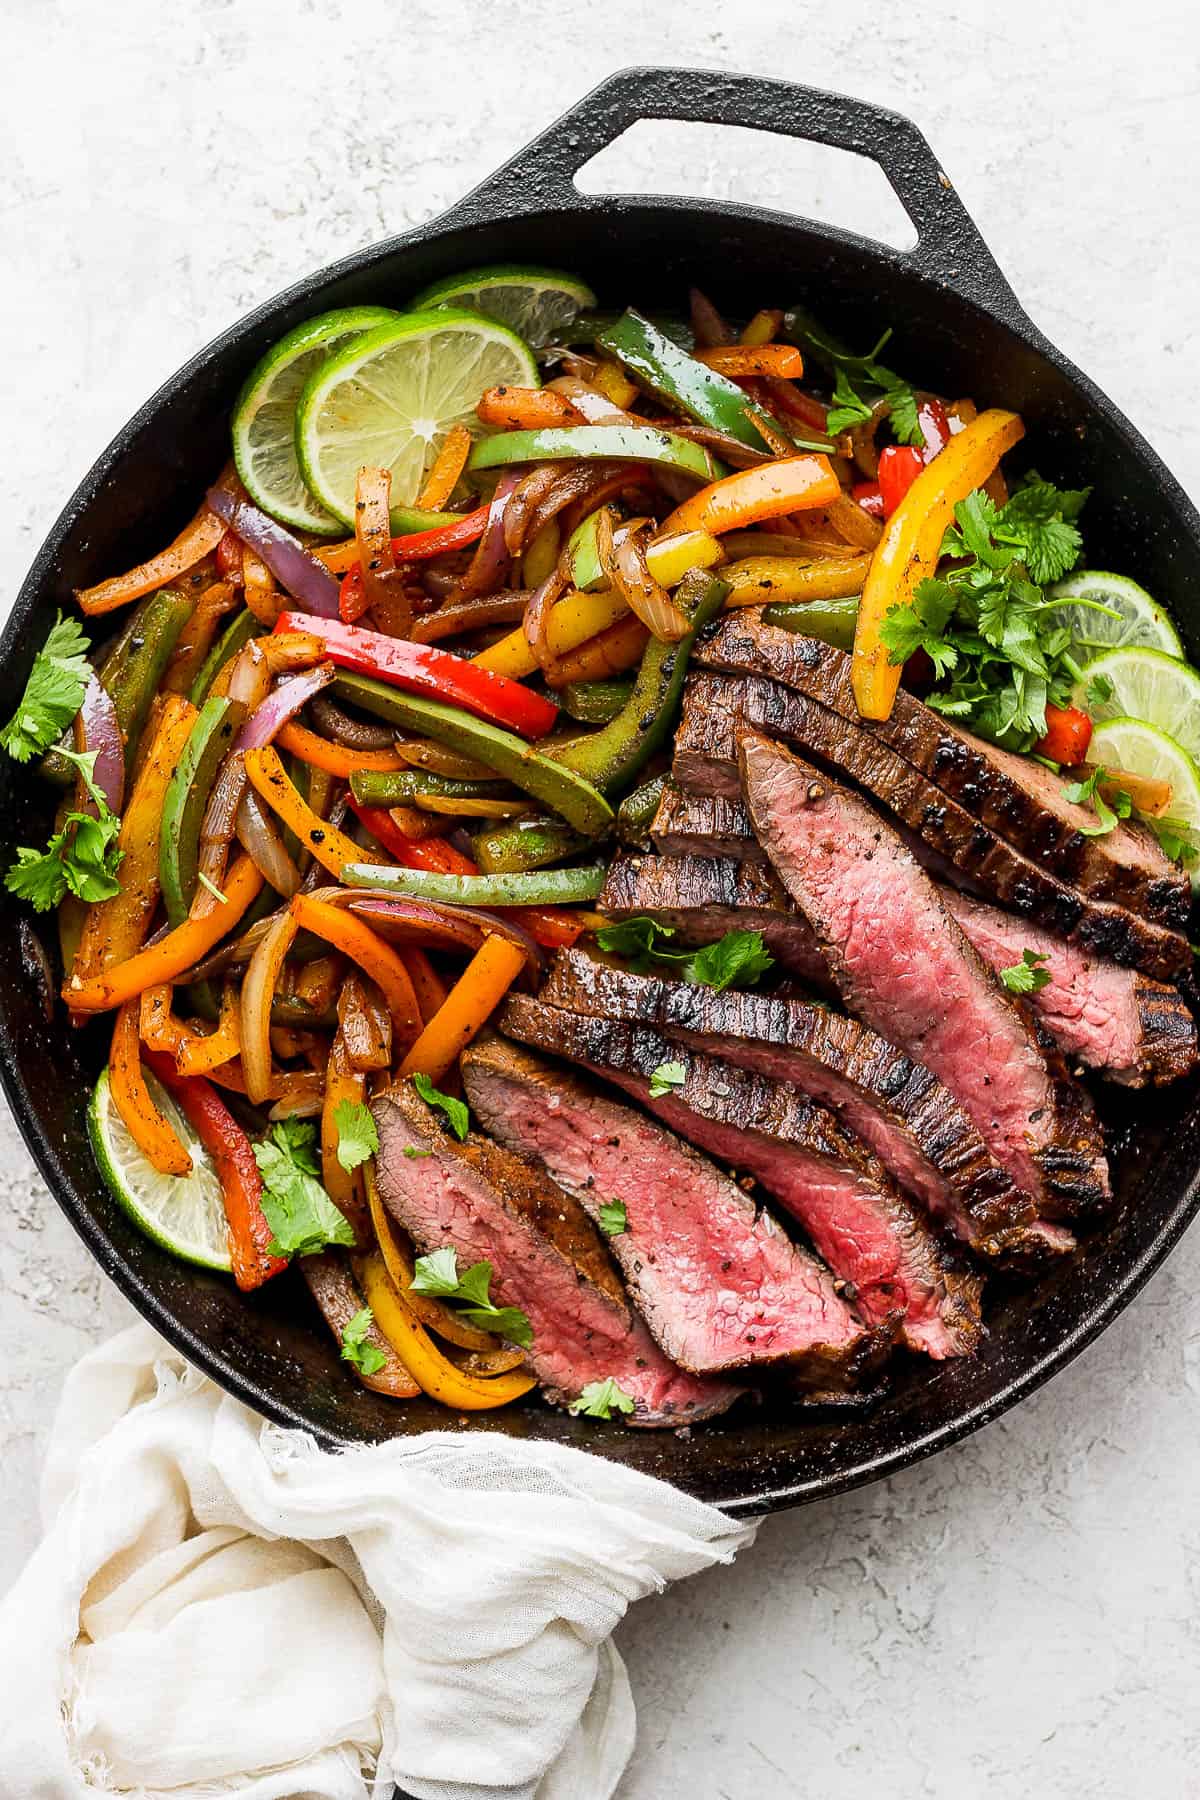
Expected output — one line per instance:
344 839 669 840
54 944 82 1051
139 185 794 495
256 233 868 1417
460 1034 881 1390
651 783 769 863
371 1080 741 1426
540 946 1071 1264
675 671 1190 981
940 890 1199 1087
501 994 983 1359
599 850 831 987
698 613 1189 928
740 732 1111 1219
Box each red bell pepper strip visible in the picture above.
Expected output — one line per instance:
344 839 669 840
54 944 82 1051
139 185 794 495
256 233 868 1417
1036 704 1093 767
143 1051 287 1291
389 504 489 560
853 481 885 521
917 398 952 461
272 611 558 739
878 446 926 517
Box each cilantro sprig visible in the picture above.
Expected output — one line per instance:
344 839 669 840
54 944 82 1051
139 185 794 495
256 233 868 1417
595 919 774 993
411 1072 469 1140
568 1377 636 1421
1062 765 1132 838
254 1119 355 1260
598 1201 627 1238
5 747 123 911
786 316 925 447
1150 817 1200 870
648 1060 686 1100
340 1306 387 1377
333 1099 378 1173
0 614 92 763
999 949 1052 995
411 1247 533 1347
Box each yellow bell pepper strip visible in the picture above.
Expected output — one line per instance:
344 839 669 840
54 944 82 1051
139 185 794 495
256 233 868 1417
722 553 871 608
139 982 189 1055
320 1034 369 1244
659 454 841 538
109 1000 193 1176
240 908 299 1105
355 1250 536 1409
398 933 529 1086
71 695 199 990
65 855 264 1014
242 746 388 880
365 1165 496 1351
273 720 405 779
643 529 724 588
543 614 649 688
75 504 227 616
176 982 242 1077
290 893 422 1050
694 344 804 379
851 407 1025 721
472 587 630 679
591 360 639 409
522 517 561 590
740 308 784 347
162 581 239 694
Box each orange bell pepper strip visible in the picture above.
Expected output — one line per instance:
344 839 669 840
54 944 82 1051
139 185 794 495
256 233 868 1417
355 1250 536 1408
475 386 578 431
242 746 388 880
660 454 841 538
163 581 239 693
75 505 227 616
400 946 447 1022
65 856 263 1014
851 407 1025 721
144 1049 287 1291
139 983 190 1055
320 1033 370 1243
694 344 804 379
543 614 649 687
175 982 242 1076
365 1164 496 1350
290 893 422 1049
109 1000 193 1176
273 720 405 779
398 934 528 1086
416 422 472 511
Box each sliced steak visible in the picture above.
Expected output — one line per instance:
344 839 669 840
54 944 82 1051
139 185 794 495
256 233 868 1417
599 850 831 986
698 613 1189 928
371 1080 741 1426
460 1034 881 1390
651 783 769 863
501 994 983 1358
940 890 1198 1087
675 671 1190 981
740 732 1111 1219
540 946 1071 1264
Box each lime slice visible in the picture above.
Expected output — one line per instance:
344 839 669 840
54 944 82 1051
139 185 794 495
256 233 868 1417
1046 570 1183 663
296 310 539 528
410 264 596 349
1076 646 1200 763
1088 716 1200 890
232 307 401 535
88 1068 231 1271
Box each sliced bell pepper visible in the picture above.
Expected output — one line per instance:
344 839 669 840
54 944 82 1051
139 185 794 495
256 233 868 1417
596 309 779 452
75 505 226 616
694 344 805 379
160 695 244 927
544 615 649 687
558 678 636 724
188 608 258 707
366 1169 495 1350
340 864 607 908
659 455 840 538
176 982 242 1077
878 445 925 517
522 517 561 589
722 553 870 608
473 586 630 679
273 720 404 779
355 1250 536 1409
320 1033 369 1242
476 386 577 430
467 424 720 484
853 480 885 521
289 893 422 1048
1036 704 1092 766
416 422 472 512
163 580 239 694
644 529 724 588
242 746 388 881
272 610 558 740
144 1049 287 1291
852 407 1025 721
109 1000 192 1176
398 933 529 1085
470 816 585 874
761 595 860 650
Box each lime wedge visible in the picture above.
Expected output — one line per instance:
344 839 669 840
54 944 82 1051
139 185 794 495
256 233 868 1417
1076 646 1200 763
295 310 538 527
232 306 401 534
1046 570 1183 663
410 264 596 348
88 1068 232 1271
1088 716 1200 890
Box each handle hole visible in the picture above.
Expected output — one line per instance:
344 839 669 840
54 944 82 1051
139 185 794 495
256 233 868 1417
572 118 918 252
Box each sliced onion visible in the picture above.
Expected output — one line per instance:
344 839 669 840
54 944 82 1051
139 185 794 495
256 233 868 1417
504 466 563 556
240 907 299 1104
411 590 531 645
522 566 570 673
194 752 247 916
452 470 520 601
611 530 689 642
546 375 635 425
522 462 629 549
668 423 772 470
75 672 124 813
355 464 412 635
689 287 734 348
226 640 272 711
206 480 341 617
236 786 301 897
346 895 544 974
238 663 335 751
262 631 326 673
310 694 395 750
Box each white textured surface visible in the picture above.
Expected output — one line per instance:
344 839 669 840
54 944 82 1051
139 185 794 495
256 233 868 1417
3 2 1199 1795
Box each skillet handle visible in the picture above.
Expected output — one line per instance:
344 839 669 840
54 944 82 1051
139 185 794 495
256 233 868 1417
455 66 1026 324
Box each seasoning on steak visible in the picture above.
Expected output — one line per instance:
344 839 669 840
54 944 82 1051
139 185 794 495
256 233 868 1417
651 783 768 863
740 732 1111 1219
941 889 1198 1087
371 1079 742 1426
500 994 983 1358
540 945 1071 1264
698 612 1189 928
460 1034 884 1391
675 670 1190 981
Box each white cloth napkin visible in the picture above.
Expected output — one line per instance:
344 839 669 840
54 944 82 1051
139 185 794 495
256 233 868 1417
0 1324 756 1799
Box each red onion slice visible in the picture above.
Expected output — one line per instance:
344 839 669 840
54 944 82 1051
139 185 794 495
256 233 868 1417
237 663 335 752
452 470 520 601
206 482 341 617
76 673 124 813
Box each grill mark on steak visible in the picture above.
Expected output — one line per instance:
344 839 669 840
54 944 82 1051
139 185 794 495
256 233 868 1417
460 1034 884 1391
371 1080 742 1425
740 732 1111 1220
675 670 1190 981
697 613 1189 927
540 946 1071 1266
500 994 984 1359
651 783 769 863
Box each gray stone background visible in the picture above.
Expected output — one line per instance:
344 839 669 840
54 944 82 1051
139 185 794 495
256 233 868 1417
3 1 1198 1794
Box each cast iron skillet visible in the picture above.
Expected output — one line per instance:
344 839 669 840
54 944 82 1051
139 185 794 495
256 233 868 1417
4 68 1199 1518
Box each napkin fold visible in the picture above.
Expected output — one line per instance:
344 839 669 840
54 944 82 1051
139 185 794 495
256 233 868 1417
0 1324 756 1799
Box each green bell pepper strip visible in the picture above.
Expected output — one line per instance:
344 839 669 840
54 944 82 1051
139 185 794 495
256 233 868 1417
160 696 244 927
470 816 585 876
189 607 257 706
351 768 506 806
616 774 667 843
568 310 694 350
761 595 860 651
564 510 611 594
596 309 781 453
340 863 607 908
467 425 720 485
559 679 635 724
547 569 729 794
332 673 614 838
389 504 467 536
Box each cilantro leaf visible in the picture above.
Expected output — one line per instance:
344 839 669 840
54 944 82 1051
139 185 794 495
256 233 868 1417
595 915 678 969
254 1120 355 1259
680 930 774 992
999 949 1052 995
0 614 92 763
598 1201 627 1237
1086 672 1115 708
403 1145 431 1160
409 1246 460 1296
340 1306 387 1377
824 366 874 434
648 1060 686 1099
879 375 923 449
784 312 924 446
333 1099 378 1173
1062 765 1128 837
994 474 1089 584
411 1072 469 1140
5 745 124 911
879 579 959 676
568 1377 637 1420
1149 816 1199 869
410 1248 534 1347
